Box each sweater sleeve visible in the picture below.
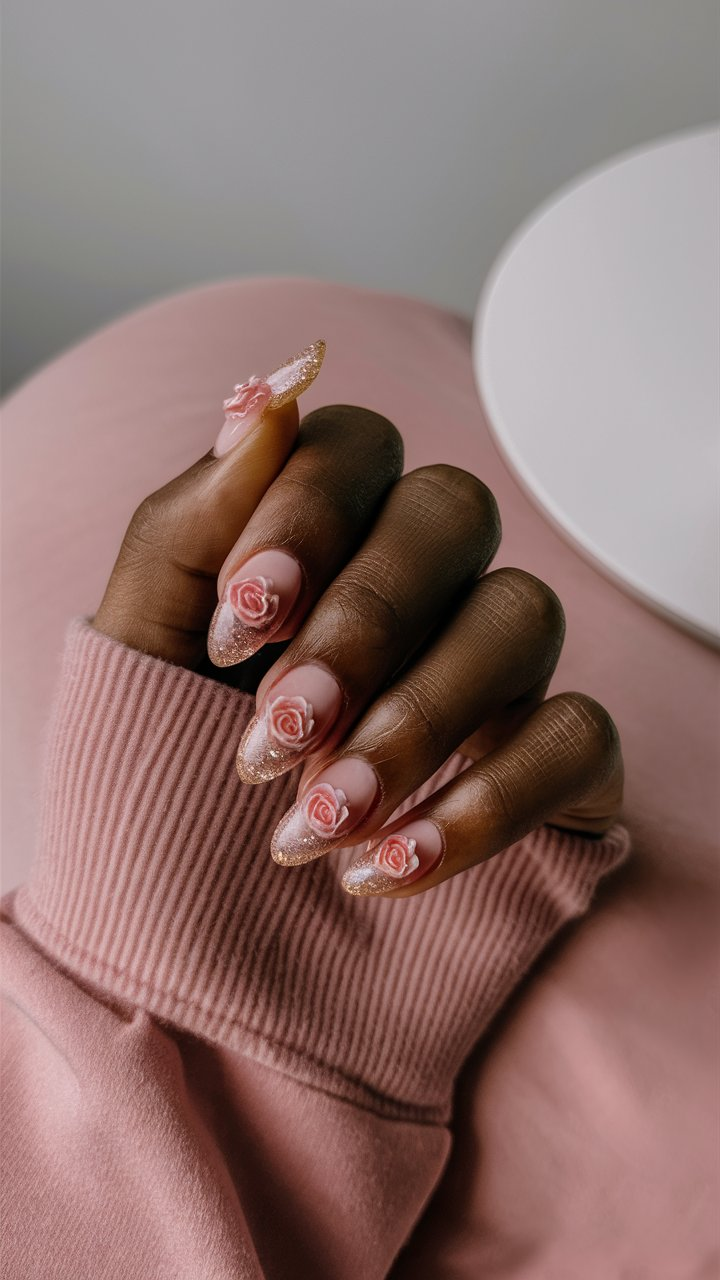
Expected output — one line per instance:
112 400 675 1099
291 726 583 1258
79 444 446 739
1 617 630 1280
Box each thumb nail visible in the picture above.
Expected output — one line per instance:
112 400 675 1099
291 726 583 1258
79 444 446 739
212 339 326 457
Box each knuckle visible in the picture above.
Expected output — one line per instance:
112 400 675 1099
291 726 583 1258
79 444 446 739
357 410 404 474
326 571 405 652
125 490 212 583
302 405 404 479
485 568 566 639
406 464 500 539
271 469 362 531
470 764 518 829
382 679 448 751
547 692 620 768
125 492 168 556
283 407 404 529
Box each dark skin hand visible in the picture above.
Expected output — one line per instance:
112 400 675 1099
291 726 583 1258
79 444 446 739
94 398 624 898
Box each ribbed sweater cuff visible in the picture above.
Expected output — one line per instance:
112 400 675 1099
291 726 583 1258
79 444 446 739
11 618 630 1123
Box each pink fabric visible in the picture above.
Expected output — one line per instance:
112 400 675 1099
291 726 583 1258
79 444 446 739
1 277 718 1275
2 617 627 1278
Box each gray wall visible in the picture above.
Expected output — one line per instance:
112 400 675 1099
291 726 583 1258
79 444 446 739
2 0 718 392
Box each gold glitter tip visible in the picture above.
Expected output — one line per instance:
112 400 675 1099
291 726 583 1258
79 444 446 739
341 858 398 896
235 713 305 784
235 743 297 785
270 803 333 865
207 601 272 667
271 843 324 867
266 339 326 409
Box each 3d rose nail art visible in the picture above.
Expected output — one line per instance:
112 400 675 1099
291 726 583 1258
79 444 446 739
341 819 444 896
271 758 379 865
305 783 349 835
208 550 302 667
229 576 279 627
236 694 315 783
222 378 273 425
236 664 343 784
213 338 326 458
371 834 419 878
271 782 350 865
268 694 315 748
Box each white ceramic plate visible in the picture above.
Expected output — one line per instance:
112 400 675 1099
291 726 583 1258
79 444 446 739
474 127 720 644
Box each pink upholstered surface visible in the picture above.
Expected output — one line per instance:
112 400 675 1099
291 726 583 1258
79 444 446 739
3 277 717 1267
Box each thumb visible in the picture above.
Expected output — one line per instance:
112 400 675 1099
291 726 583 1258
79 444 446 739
92 340 326 670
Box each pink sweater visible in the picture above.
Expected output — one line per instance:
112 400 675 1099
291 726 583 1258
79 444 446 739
2 615 629 1278
4 276 716 1277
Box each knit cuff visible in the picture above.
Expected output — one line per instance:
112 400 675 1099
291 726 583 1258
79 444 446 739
11 617 630 1123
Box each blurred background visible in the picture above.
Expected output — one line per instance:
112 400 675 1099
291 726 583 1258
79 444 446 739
2 0 718 394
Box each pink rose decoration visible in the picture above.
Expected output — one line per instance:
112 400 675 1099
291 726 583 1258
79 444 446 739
304 783 349 837
267 695 314 749
372 834 419 879
227 575 279 628
223 377 272 420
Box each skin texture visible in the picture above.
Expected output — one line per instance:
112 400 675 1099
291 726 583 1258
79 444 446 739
93 403 624 896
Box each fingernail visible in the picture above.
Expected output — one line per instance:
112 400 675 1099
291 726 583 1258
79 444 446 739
341 819 444 896
236 664 342 783
271 758 380 865
207 550 302 667
212 338 326 457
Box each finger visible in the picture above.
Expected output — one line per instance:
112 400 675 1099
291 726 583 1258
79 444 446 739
92 340 324 666
235 465 501 783
207 404 404 667
269 568 564 864
340 692 623 897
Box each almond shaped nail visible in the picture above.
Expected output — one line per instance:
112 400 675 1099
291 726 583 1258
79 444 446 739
342 820 444 896
271 759 379 865
208 550 302 667
236 664 343 783
213 339 326 457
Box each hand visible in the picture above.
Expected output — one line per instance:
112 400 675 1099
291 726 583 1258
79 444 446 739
93 344 624 898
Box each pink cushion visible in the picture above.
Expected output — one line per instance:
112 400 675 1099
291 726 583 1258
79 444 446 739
3 276 717 1268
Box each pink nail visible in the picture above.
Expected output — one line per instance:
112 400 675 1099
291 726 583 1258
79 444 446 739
271 758 379 865
212 339 326 457
236 664 343 783
207 550 302 667
341 819 444 896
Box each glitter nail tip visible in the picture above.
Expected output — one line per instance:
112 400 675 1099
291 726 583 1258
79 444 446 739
265 339 326 408
271 783 350 866
208 597 281 667
207 551 302 668
271 758 379 865
236 664 342 784
236 697 314 784
342 820 443 896
213 339 326 457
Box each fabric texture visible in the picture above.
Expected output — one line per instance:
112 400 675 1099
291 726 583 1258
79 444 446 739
11 617 629 1115
3 618 628 1278
2 276 717 1277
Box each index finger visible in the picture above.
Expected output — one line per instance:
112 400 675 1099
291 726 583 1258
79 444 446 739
207 404 404 666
